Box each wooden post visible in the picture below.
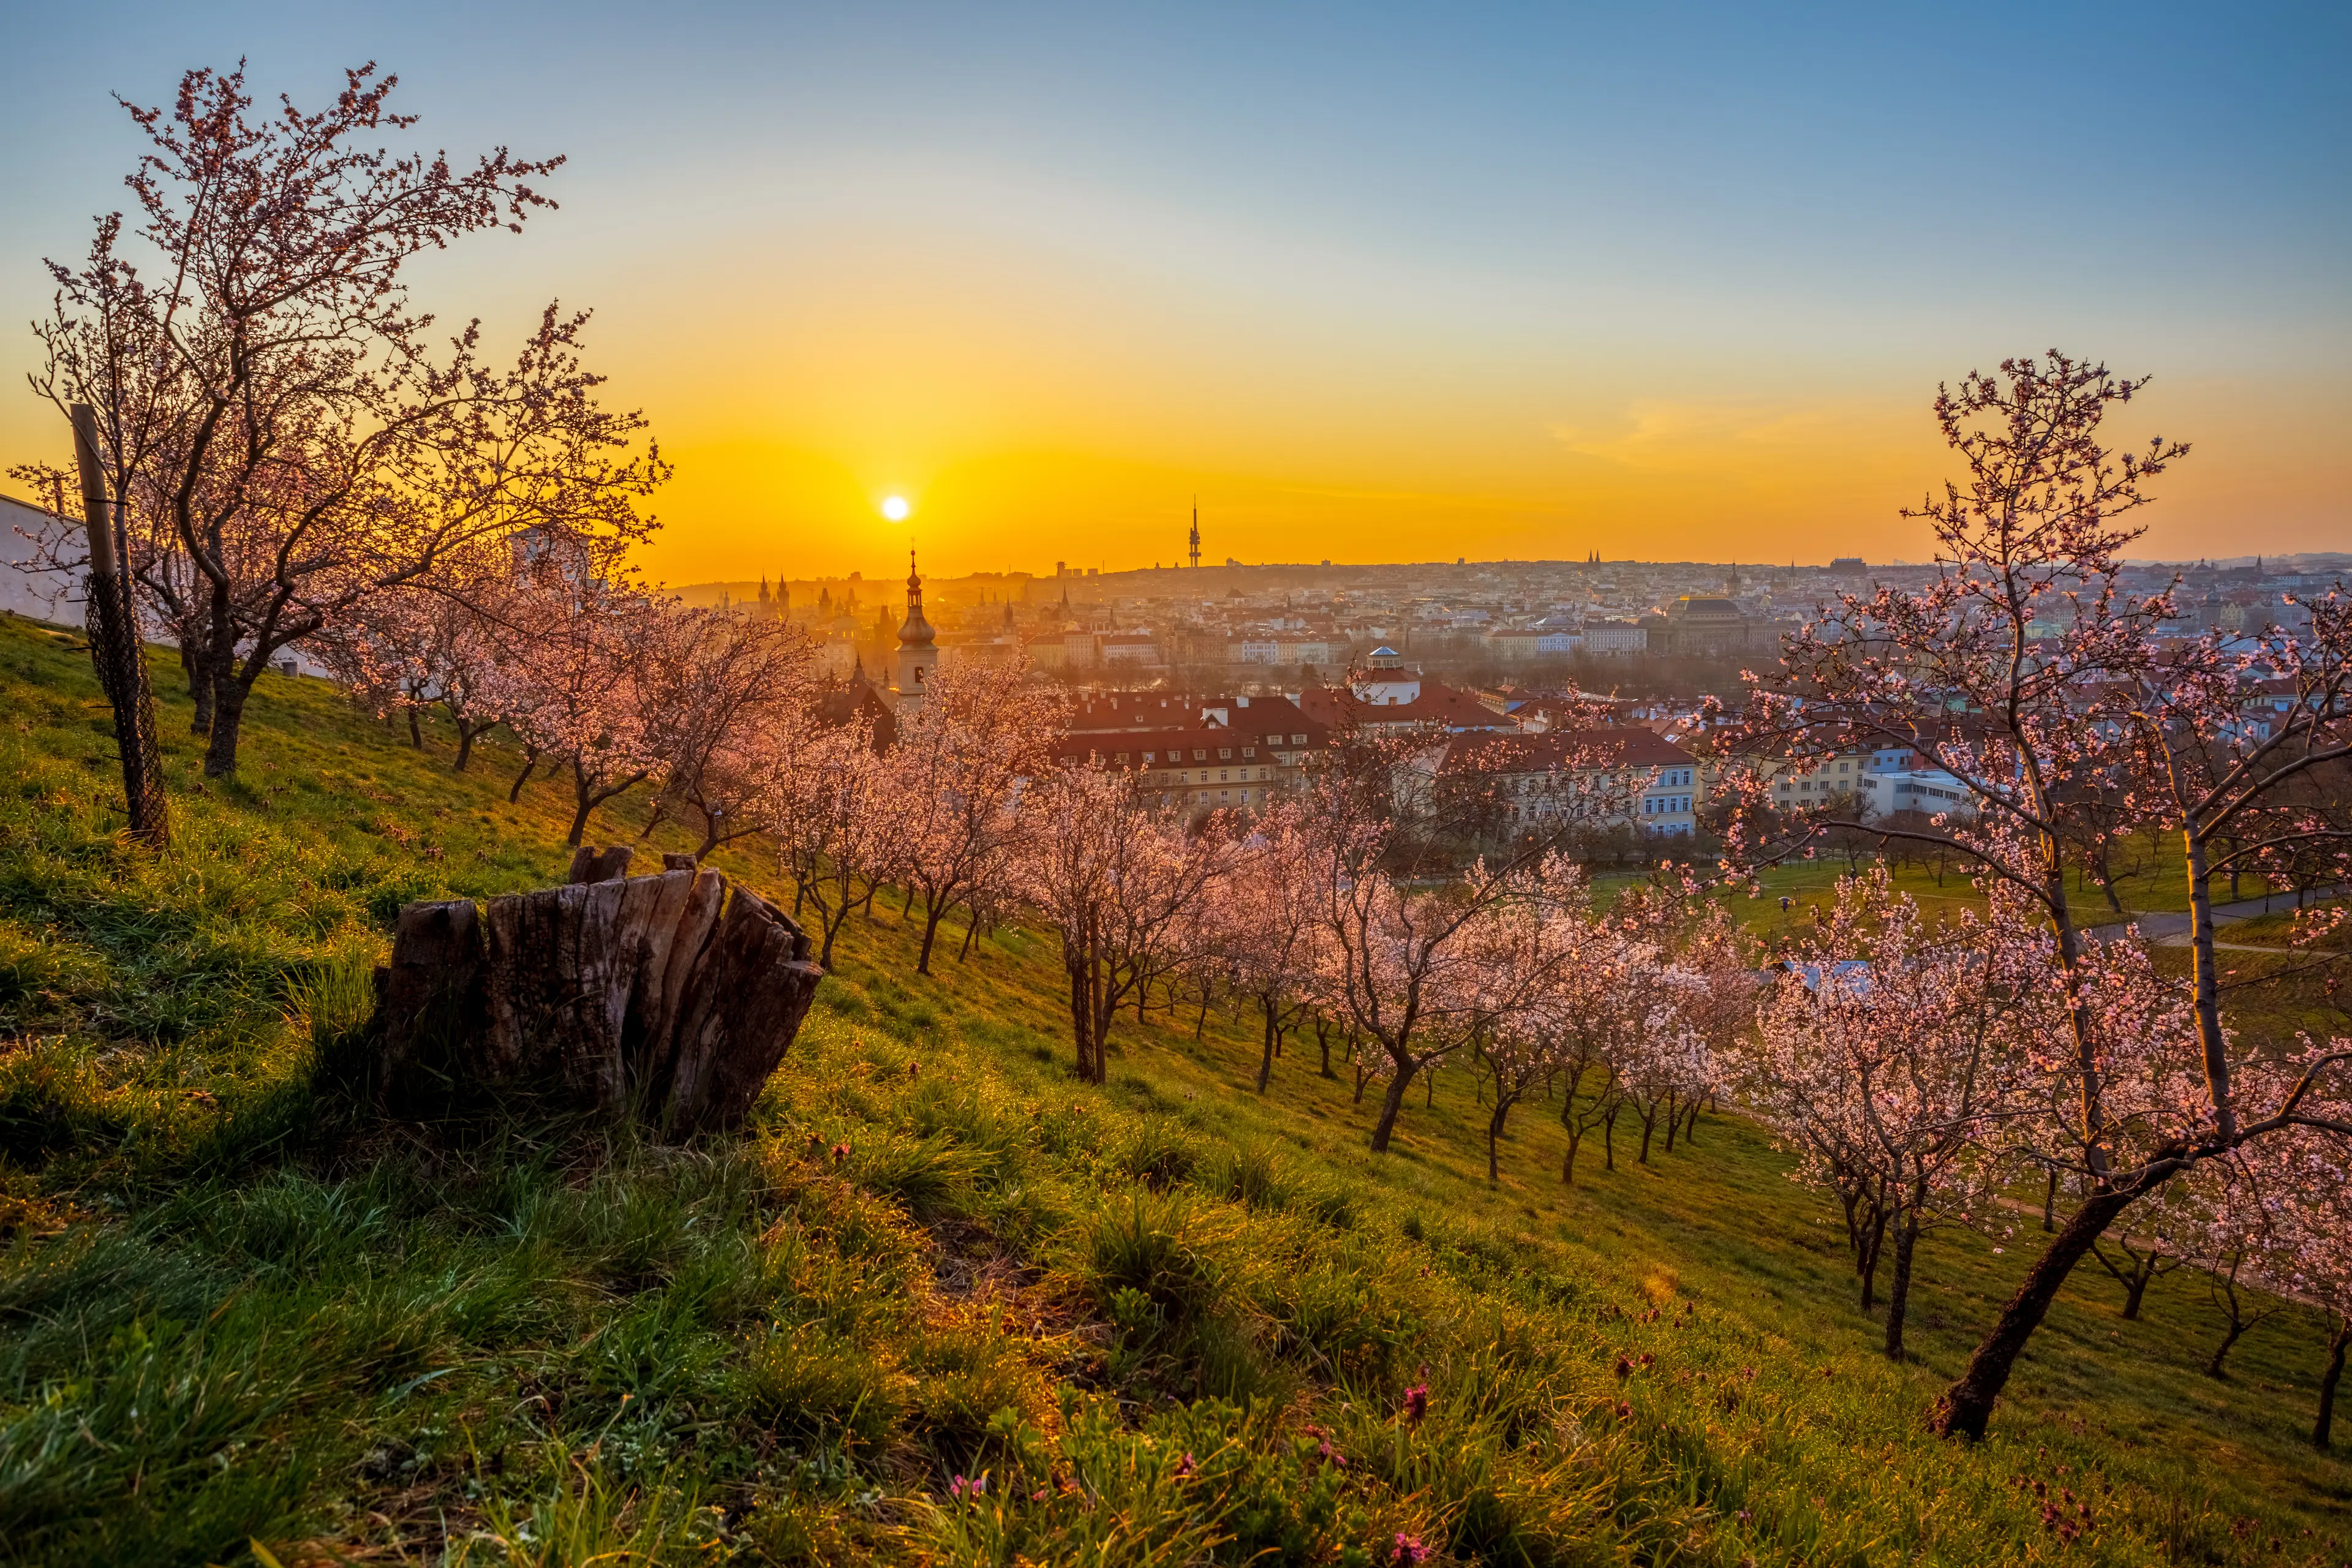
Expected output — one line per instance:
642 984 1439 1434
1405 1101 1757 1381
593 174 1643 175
70 402 168 846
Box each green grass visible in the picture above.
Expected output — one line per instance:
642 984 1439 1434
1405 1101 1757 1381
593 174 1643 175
0 612 2347 1566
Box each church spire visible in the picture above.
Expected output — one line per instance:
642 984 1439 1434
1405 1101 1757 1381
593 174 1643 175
1188 500 1202 570
895 547 937 706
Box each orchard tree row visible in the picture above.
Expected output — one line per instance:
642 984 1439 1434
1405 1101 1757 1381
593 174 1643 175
15 58 2351 1455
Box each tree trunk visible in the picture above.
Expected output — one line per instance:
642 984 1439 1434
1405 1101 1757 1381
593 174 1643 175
183 638 216 736
368 858 821 1136
1859 1203 1887 1313
1486 1097 1510 1184
1065 953 1095 1083
1929 1185 2141 1439
1256 998 1278 1093
2122 1272 2150 1321
1637 1104 1658 1164
203 666 251 777
2316 1317 2351 1451
567 774 598 848
1352 1057 1369 1106
1602 1106 1618 1170
916 894 948 975
2090 835 2125 914
509 750 540 802
1885 1211 1920 1361
1662 1089 1680 1153
1368 1060 1415 1153
2207 1318 2248 1380
2041 1166 2059 1233
1316 1019 1335 1079
407 707 424 748
2182 826 2236 1143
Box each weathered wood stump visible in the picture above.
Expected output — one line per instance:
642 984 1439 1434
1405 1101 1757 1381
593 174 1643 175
368 848 823 1137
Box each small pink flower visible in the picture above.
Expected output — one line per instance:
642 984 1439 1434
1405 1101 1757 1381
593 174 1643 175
1391 1533 1430 1566
831 1142 851 1165
1173 1451 1197 1479
1401 1382 1429 1425
949 1472 986 1501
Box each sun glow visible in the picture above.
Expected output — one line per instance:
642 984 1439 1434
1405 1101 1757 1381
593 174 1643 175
880 494 910 522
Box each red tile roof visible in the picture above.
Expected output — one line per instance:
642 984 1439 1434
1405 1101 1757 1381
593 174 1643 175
1439 726 1696 775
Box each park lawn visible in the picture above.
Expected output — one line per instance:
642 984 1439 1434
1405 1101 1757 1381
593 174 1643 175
1736 837 2307 948
0 610 2346 1567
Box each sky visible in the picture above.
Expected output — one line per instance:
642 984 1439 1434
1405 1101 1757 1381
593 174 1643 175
2 1 2345 584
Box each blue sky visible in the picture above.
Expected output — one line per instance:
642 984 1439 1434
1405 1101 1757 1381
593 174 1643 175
4 2 2344 575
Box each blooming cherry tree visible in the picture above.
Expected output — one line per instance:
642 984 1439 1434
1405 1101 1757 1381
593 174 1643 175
1739 870 2036 1359
1721 352 2352 1434
886 660 1066 973
1017 765 1227 1084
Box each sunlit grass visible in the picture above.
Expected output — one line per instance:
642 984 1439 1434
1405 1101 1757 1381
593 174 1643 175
0 614 2343 1566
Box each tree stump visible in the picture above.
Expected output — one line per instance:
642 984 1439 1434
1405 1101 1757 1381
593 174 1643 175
368 848 823 1136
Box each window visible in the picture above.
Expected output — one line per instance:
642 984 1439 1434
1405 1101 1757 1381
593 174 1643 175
1142 752 1155 764
1219 771 1229 782
1241 747 1256 759
1114 753 1128 764
1218 748 1232 760
1292 733 1306 744
1193 749 1207 761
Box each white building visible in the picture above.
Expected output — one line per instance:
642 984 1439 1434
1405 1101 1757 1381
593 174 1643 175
1856 767 1978 821
1583 620 1648 655
1100 633 1164 667
1352 647 1422 705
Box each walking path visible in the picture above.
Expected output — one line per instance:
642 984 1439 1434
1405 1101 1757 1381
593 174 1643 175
2084 886 2346 948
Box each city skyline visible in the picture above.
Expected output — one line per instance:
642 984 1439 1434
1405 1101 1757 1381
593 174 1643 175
2 2 2345 582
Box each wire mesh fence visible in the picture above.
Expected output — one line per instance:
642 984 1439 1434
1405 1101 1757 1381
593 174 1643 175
82 565 170 846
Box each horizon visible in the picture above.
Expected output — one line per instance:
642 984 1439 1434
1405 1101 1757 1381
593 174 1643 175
3 3 2344 581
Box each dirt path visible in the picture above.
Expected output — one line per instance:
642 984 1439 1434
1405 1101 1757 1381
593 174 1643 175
2085 885 2346 946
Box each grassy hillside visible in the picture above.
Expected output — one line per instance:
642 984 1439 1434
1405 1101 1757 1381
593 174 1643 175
0 611 2345 1567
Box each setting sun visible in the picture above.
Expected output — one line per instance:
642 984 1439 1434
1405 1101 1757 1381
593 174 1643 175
880 495 911 522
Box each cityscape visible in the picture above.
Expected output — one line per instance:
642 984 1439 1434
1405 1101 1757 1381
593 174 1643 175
1 5 2347 1564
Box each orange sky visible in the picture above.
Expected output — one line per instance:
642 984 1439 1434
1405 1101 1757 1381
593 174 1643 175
4 7 2345 586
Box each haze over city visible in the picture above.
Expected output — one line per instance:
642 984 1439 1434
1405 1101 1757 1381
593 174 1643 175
4 1 2346 582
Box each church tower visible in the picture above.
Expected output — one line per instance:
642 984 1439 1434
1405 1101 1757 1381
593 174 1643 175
1188 502 1202 570
894 548 938 708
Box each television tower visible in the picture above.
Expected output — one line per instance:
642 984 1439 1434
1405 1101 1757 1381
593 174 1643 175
1188 500 1201 570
